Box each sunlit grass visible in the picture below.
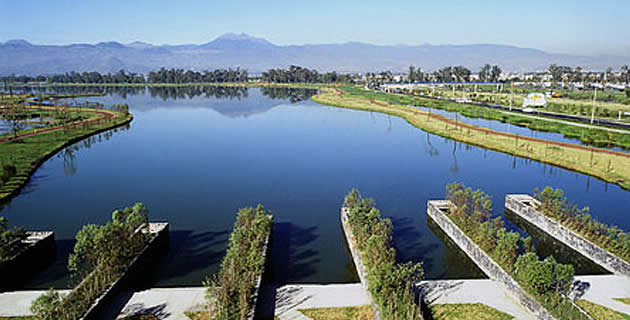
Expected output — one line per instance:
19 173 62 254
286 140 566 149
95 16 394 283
429 303 514 320
298 305 375 320
576 300 630 320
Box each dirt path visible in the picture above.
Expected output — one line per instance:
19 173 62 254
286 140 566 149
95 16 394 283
0 107 116 144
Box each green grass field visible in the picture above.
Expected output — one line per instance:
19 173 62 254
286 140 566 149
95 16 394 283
299 305 375 320
577 300 630 320
429 303 514 320
0 106 132 201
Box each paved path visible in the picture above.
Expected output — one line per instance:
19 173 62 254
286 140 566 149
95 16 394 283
274 284 370 320
113 287 206 320
418 279 536 320
0 290 70 317
573 275 630 315
498 110 630 134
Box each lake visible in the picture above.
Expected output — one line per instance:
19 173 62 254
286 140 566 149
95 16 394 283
2 86 628 289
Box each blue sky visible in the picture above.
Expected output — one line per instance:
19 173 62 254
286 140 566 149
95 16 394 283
1 0 629 56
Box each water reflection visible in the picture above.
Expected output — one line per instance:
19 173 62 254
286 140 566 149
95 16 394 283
426 217 486 279
504 209 608 275
11 85 316 104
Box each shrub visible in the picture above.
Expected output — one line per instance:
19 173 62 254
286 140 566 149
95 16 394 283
534 186 629 262
0 216 28 261
344 189 424 319
204 205 272 320
445 183 586 320
31 203 151 320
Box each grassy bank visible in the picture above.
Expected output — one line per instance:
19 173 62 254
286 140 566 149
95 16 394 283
312 87 630 190
0 105 132 201
346 86 630 149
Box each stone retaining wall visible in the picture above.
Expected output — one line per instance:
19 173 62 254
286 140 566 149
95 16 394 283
250 215 273 320
341 207 382 320
0 231 56 291
505 194 630 276
427 200 555 320
79 222 170 320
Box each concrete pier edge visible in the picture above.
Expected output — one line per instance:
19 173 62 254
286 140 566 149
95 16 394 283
427 200 556 320
340 207 383 320
0 231 56 291
79 222 170 320
249 214 273 320
505 194 630 277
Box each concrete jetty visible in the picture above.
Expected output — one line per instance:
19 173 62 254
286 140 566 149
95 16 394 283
505 194 630 276
427 200 555 320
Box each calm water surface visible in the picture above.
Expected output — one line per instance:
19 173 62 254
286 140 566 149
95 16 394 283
2 87 628 289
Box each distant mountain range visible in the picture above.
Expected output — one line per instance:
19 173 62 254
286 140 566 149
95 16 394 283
1 33 627 76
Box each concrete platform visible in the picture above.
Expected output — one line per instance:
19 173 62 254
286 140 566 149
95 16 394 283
114 287 206 320
419 279 535 320
275 283 371 320
573 275 630 315
0 289 70 317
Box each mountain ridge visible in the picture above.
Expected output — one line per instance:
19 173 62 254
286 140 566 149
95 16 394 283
1 33 626 75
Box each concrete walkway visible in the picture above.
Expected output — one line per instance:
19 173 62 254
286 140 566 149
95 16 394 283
274 284 371 320
418 279 535 320
573 275 630 315
114 287 206 320
0 290 70 317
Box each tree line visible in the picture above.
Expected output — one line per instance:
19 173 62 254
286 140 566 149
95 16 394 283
1 66 353 84
407 64 501 83
261 65 352 83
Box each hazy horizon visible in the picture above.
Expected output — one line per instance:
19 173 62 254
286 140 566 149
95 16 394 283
1 0 629 57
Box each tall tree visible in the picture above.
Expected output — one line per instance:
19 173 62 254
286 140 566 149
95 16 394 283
479 64 491 82
490 65 502 82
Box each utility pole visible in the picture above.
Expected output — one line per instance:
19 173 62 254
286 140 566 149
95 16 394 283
590 87 597 124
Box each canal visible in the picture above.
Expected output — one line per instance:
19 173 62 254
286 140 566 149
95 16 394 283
2 86 628 288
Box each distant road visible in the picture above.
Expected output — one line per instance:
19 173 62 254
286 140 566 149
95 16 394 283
392 89 630 133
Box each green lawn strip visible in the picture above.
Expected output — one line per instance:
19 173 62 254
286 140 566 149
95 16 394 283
615 298 630 305
117 315 160 320
576 300 630 320
428 303 514 320
343 85 630 149
0 109 132 201
298 305 375 320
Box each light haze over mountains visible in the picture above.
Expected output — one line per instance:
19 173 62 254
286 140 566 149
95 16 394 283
1 33 626 76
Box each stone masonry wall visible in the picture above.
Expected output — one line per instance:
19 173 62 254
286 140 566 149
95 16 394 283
341 207 382 320
427 200 555 320
505 194 630 276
